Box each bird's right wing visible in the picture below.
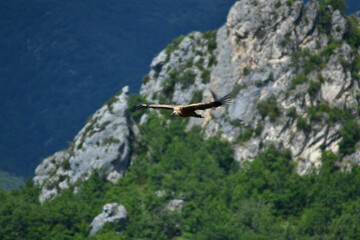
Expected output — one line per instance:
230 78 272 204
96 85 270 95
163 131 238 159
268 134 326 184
137 104 174 110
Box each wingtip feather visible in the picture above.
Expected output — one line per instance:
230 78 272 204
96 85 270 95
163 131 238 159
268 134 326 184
218 93 232 105
136 104 147 109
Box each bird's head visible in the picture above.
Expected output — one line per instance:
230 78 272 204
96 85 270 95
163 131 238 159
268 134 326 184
171 111 179 117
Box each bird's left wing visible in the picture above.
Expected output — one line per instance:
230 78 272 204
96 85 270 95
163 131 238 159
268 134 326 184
183 93 231 111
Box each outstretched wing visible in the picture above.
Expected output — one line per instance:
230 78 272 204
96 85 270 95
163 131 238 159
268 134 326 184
183 93 231 111
137 104 174 110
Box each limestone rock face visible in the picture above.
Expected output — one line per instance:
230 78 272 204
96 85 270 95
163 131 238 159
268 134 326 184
331 10 347 43
34 86 131 202
139 0 359 173
88 203 127 236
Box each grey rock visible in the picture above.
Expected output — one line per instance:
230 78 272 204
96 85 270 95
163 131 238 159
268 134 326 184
155 190 166 198
34 86 131 202
150 50 167 76
229 85 261 123
331 10 346 43
320 43 352 103
343 147 360 170
137 0 360 174
296 1 318 43
88 203 127 236
140 31 208 103
167 199 184 212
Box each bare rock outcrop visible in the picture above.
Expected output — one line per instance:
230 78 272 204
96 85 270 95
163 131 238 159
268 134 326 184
34 86 131 202
139 0 359 173
88 203 127 236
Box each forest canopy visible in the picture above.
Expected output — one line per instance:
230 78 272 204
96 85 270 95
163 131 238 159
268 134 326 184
1 113 360 239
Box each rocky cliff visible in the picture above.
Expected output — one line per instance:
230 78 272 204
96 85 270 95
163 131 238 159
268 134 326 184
34 0 360 201
141 0 360 172
34 86 132 202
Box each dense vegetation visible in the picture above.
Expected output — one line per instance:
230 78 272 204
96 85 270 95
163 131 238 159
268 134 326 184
1 112 360 239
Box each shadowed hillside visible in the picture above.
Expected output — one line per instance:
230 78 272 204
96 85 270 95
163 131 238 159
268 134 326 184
0 0 235 177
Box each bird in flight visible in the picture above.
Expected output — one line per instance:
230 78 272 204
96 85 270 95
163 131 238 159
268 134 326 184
137 93 231 118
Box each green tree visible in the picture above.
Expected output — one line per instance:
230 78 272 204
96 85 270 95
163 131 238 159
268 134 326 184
320 0 348 15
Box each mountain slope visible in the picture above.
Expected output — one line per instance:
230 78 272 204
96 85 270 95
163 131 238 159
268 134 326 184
1 0 360 239
33 0 360 201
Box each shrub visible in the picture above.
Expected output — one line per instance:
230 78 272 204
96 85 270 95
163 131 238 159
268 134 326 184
321 42 339 60
208 54 217 67
286 106 297 118
317 0 344 33
186 57 194 68
308 80 321 97
142 74 150 84
351 53 360 79
190 90 203 104
203 30 217 53
166 35 185 54
297 117 311 133
162 71 178 98
338 120 360 155
102 136 121 146
179 70 196 89
162 78 176 97
237 126 254 143
308 104 352 125
61 158 71 170
231 83 247 96
194 57 204 70
319 0 348 15
280 34 291 47
201 69 211 83
275 1 281 8
243 67 251 76
255 123 264 136
257 95 281 121
308 106 325 122
105 96 118 113
290 74 307 89
344 16 360 48
286 0 295 6
304 54 322 74
230 119 244 128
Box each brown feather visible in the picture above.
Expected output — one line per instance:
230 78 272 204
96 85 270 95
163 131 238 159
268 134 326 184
183 93 231 111
138 104 174 110
137 93 231 118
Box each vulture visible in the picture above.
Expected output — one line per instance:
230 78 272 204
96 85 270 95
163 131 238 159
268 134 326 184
138 93 231 118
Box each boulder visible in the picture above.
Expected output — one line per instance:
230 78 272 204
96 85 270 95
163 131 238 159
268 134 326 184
88 203 127 236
